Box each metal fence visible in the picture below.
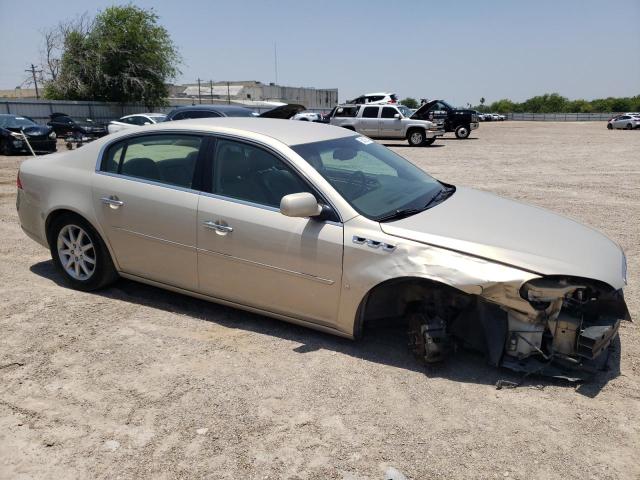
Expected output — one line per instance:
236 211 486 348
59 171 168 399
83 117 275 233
1 99 329 124
507 112 619 121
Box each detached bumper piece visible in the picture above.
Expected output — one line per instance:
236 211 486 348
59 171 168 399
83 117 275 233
577 319 621 359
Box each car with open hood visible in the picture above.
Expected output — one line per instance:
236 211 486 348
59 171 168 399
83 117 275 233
412 100 480 138
0 114 57 155
16 118 629 381
47 113 108 138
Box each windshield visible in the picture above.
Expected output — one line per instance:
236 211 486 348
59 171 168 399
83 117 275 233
148 114 167 122
0 115 37 129
397 105 413 117
291 136 445 221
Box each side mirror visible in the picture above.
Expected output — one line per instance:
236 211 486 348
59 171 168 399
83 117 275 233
394 113 401 119
280 192 322 218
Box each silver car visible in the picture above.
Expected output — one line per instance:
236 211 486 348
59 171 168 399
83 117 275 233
16 118 629 380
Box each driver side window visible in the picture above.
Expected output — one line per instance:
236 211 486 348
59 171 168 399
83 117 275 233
213 139 314 208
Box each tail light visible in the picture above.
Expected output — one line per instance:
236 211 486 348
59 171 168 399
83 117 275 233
16 171 23 190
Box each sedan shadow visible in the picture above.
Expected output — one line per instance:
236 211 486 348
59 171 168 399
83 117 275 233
29 260 619 395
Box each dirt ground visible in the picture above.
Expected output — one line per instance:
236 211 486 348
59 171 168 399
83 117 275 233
1 122 639 480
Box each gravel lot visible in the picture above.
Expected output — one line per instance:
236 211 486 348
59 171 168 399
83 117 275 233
1 122 638 480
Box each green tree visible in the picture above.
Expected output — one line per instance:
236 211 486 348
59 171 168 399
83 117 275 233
44 5 180 107
401 97 419 109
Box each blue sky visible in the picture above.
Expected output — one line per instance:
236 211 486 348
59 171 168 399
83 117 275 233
1 0 638 105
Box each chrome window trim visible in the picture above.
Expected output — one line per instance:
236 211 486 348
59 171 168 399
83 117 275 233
197 190 342 227
95 170 201 195
95 128 344 224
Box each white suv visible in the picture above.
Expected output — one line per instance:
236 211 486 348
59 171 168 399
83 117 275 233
347 92 399 105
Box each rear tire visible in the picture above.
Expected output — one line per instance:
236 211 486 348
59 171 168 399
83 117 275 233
407 129 426 146
626 123 633 130
455 125 470 139
48 213 118 291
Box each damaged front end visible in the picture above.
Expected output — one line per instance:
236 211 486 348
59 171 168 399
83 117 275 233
408 277 631 381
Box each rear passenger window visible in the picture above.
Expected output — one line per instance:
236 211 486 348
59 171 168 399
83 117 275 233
362 107 379 118
213 139 313 208
103 134 202 188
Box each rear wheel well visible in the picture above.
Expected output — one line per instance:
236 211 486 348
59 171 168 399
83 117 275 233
342 125 356 131
353 277 471 338
45 210 98 248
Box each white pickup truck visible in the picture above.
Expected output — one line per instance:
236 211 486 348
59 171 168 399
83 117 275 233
329 104 445 146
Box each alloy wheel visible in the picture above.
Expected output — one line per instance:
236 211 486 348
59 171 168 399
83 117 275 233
57 224 96 281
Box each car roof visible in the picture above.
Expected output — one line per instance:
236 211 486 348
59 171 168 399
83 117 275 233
168 104 252 114
142 117 356 146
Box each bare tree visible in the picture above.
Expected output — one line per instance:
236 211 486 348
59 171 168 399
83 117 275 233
39 13 92 82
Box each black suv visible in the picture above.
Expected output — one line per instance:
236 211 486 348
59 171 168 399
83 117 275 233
412 100 479 139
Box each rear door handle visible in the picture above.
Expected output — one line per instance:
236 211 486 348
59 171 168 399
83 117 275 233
203 221 233 233
101 196 125 208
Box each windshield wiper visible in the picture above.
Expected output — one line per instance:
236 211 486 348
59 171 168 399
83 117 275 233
376 208 425 222
423 186 454 210
376 187 455 223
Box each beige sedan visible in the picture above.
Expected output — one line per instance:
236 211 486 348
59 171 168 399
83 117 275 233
16 118 630 380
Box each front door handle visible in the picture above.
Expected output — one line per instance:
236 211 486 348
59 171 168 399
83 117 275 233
203 221 233 233
101 196 125 208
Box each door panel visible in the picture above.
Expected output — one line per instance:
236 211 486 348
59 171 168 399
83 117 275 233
197 195 343 325
379 107 403 137
359 106 380 137
93 174 199 290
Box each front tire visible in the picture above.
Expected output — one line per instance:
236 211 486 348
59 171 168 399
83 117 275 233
49 213 118 291
626 123 633 130
407 129 426 146
607 123 613 130
455 125 470 139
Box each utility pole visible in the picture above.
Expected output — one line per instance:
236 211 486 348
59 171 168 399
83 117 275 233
25 64 42 99
274 43 278 85
209 80 213 104
197 78 202 104
226 81 231 105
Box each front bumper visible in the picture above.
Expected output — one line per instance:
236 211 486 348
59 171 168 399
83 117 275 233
426 128 445 138
470 122 479 130
10 137 57 154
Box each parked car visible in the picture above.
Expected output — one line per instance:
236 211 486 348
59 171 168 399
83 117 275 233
330 103 444 146
476 113 486 121
607 115 640 130
347 92 399 105
0 114 57 155
165 104 305 121
411 100 479 138
291 112 324 122
107 113 167 134
47 113 108 138
16 118 629 380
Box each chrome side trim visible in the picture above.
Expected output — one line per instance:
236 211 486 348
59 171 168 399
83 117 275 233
197 247 335 285
115 227 195 251
117 271 352 338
